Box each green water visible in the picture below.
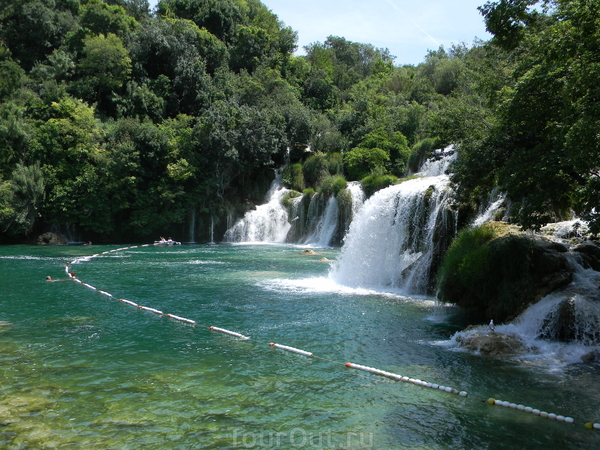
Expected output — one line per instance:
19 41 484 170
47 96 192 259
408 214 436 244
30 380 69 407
1 244 599 449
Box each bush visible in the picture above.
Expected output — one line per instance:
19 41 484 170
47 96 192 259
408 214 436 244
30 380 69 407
344 147 390 181
436 223 542 320
282 163 304 191
281 190 302 208
360 173 398 197
408 137 438 173
319 175 347 197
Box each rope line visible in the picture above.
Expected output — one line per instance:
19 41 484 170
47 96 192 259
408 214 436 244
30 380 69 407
58 244 600 430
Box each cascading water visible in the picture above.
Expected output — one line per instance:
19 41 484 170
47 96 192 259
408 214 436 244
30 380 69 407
347 181 365 217
223 173 291 243
329 152 457 294
303 196 339 247
450 257 600 365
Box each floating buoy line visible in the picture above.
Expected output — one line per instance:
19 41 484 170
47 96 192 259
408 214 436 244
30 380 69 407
58 244 599 431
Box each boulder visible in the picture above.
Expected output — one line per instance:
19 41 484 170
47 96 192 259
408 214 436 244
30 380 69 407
301 249 317 255
572 241 600 272
454 328 528 356
37 232 66 245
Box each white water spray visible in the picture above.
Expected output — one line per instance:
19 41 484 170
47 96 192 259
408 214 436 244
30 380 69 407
330 173 454 294
223 173 291 243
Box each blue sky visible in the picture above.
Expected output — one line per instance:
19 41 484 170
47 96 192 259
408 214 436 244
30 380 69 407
147 0 491 65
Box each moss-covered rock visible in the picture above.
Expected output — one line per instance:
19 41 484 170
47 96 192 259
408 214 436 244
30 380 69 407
437 222 575 322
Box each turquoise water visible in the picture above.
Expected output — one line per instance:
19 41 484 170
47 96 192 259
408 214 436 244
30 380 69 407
1 244 599 449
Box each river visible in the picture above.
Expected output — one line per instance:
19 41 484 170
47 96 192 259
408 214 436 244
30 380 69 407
1 243 599 449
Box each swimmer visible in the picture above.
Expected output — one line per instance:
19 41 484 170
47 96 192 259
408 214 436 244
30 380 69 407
46 275 71 282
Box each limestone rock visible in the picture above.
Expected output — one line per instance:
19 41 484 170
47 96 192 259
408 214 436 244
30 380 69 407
454 328 528 356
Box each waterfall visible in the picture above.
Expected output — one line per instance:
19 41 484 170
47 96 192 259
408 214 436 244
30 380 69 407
472 188 506 227
347 181 365 217
303 196 339 247
188 208 196 243
329 174 455 294
223 173 291 243
448 254 600 364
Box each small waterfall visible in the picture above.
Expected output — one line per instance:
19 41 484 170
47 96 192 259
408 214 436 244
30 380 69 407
188 208 196 243
472 188 506 227
304 196 339 247
329 174 455 294
347 181 365 217
223 173 291 243
449 256 600 364
209 215 215 244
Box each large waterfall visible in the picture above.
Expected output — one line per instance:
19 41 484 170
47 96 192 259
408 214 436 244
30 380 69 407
328 150 457 294
329 175 455 295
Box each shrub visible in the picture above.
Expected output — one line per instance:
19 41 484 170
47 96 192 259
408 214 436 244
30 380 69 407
436 223 541 320
282 163 304 191
360 173 398 197
319 175 347 197
281 190 302 208
408 137 438 173
344 147 390 181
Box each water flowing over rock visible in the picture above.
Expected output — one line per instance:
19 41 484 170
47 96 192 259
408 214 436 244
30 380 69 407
224 172 366 246
223 173 291 243
329 174 456 295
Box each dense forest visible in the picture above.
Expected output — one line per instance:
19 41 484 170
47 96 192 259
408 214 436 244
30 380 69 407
0 0 599 243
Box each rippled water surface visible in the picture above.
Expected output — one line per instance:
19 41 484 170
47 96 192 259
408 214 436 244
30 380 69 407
1 244 599 449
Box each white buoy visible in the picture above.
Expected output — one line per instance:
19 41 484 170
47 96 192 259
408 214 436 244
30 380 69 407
166 314 195 324
532 409 541 415
270 343 313 357
540 412 549 418
209 326 249 340
120 299 138 307
98 291 113 297
139 306 163 315
564 417 574 424
83 283 96 290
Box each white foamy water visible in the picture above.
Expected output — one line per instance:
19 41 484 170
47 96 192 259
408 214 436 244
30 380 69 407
223 173 291 243
329 175 453 294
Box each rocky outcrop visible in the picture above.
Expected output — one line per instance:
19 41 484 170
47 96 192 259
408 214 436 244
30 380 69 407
37 232 66 245
438 226 575 322
454 327 528 356
572 241 600 271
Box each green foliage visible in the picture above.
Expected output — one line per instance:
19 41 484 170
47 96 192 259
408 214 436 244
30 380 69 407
344 147 390 181
302 152 342 187
318 175 347 197
435 223 565 320
408 138 438 173
360 173 398 197
281 190 301 208
281 163 304 191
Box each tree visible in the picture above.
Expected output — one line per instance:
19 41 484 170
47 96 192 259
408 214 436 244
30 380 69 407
74 33 132 108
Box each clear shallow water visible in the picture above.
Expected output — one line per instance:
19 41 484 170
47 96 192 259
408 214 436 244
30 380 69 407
1 244 599 449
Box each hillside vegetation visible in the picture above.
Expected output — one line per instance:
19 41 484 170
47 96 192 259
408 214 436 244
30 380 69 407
0 0 598 242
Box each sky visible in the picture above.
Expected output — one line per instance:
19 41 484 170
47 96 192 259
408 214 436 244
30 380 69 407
147 0 491 66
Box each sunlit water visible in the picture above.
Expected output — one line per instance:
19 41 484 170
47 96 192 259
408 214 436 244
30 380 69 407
1 244 599 449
